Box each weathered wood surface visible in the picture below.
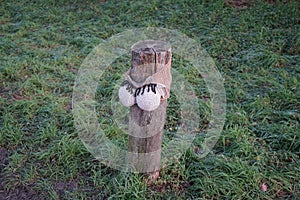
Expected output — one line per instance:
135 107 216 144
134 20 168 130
128 40 172 183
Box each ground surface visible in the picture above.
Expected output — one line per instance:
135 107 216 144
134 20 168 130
0 0 299 199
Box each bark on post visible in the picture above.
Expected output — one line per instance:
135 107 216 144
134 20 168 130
128 40 172 183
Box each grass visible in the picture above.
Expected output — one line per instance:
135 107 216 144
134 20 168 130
0 0 299 199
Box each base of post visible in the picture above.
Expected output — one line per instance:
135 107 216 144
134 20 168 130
143 170 160 184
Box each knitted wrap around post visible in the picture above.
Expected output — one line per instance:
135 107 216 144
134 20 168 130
118 60 172 112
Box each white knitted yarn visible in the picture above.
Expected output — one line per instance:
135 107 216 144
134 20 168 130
118 85 135 107
135 84 165 111
119 68 169 111
136 88 161 111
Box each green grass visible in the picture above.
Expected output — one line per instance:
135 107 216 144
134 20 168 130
0 0 299 199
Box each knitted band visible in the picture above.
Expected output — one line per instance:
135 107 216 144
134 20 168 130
118 60 171 111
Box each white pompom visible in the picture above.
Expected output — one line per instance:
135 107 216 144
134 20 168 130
118 86 135 107
136 86 161 111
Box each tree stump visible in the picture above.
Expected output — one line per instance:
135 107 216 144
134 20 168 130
128 40 172 183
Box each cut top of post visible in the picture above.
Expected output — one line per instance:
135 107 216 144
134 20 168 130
130 40 172 86
131 40 171 54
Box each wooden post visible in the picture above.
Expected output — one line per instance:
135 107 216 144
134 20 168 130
128 40 172 183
